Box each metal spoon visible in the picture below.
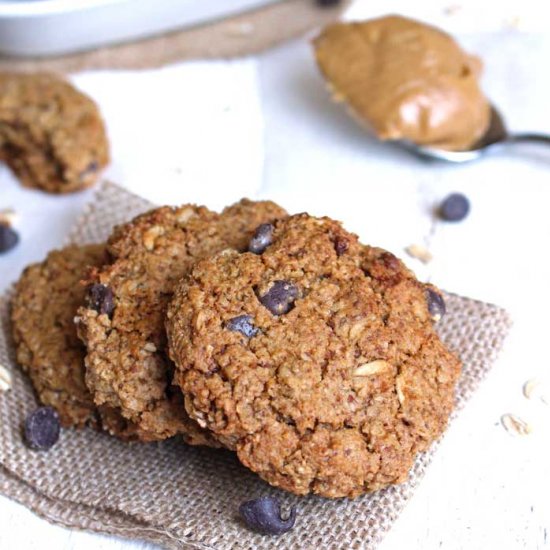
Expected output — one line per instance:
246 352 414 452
401 106 550 163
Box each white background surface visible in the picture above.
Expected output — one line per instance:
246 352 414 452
1 1 550 548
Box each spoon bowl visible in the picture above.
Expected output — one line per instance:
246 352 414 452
401 106 550 163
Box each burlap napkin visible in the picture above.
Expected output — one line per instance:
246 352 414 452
0 182 512 549
0 0 350 73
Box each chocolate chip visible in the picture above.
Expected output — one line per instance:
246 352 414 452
248 223 274 254
258 280 299 315
239 497 297 535
0 223 19 254
334 235 349 256
24 406 60 450
438 193 470 222
426 288 446 322
315 0 341 7
87 284 114 316
225 315 259 338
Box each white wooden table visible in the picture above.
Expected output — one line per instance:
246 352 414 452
1 1 549 548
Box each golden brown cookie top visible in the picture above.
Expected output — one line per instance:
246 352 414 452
314 15 490 151
166 214 461 498
76 199 287 444
0 72 109 193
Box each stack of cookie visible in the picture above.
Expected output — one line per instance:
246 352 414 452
11 199 461 498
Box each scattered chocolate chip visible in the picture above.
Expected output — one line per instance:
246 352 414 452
87 284 115 316
225 315 260 337
248 223 274 254
333 235 349 256
426 288 446 322
0 223 19 254
258 280 299 315
24 406 60 450
315 0 341 7
438 193 470 222
239 497 297 535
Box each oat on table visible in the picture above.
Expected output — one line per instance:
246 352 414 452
76 199 287 444
166 213 461 498
0 73 109 194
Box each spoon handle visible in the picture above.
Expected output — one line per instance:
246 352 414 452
507 133 550 146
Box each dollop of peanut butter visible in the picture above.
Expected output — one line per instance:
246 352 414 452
314 15 491 151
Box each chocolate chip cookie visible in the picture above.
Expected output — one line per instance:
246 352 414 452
11 246 102 426
0 72 109 193
166 214 461 498
76 199 287 443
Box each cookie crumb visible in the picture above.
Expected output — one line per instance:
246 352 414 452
405 244 432 264
0 364 12 392
501 413 532 436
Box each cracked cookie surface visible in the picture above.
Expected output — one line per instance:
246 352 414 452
11 244 137 437
166 214 461 497
0 72 109 193
77 199 287 443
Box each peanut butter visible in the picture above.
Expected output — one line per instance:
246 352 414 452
314 15 491 151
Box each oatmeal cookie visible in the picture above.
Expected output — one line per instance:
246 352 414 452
166 214 461 498
76 199 287 443
0 72 109 193
11 246 105 426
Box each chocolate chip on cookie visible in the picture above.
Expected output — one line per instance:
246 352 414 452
426 288 446 322
167 213 461 498
257 280 299 315
333 234 349 256
248 223 274 254
225 315 260 338
86 284 115 316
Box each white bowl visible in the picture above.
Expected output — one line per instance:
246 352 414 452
0 0 279 57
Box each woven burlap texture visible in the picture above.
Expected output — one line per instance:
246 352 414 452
0 182 512 550
0 0 350 73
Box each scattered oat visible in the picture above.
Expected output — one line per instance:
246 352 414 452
405 244 433 264
501 413 532 436
0 364 12 392
0 208 18 227
143 342 157 353
523 379 548 405
354 360 390 376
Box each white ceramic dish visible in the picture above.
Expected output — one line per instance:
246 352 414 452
0 0 279 57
